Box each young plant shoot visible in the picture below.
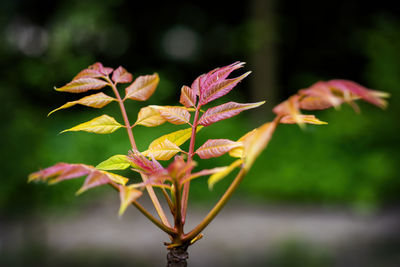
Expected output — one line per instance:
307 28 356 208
29 62 388 266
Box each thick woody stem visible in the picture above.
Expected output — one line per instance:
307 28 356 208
166 246 189 267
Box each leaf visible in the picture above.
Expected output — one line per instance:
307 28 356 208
124 73 159 101
142 139 183 160
149 105 191 125
327 80 389 109
119 185 143 216
55 78 109 93
148 126 203 149
89 62 113 75
199 71 251 105
208 159 243 189
61 114 123 134
201 62 245 94
273 95 304 127
28 163 128 193
191 73 207 96
73 69 104 80
299 81 343 110
72 62 112 80
48 92 115 116
195 139 241 159
112 66 133 84
280 114 328 125
128 150 164 176
243 121 278 170
76 171 110 195
96 155 133 170
134 106 166 127
198 101 265 126
179 85 197 108
228 129 257 158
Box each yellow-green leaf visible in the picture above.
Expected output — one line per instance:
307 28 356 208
61 115 123 134
148 126 203 150
96 155 132 170
280 114 328 125
48 92 115 116
119 185 143 216
142 139 183 160
208 159 243 189
229 129 257 158
55 78 109 93
149 105 191 125
134 106 166 127
243 121 278 170
124 73 159 101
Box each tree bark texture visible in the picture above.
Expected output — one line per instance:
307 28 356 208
166 246 189 267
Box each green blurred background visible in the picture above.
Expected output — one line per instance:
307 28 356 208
0 0 399 266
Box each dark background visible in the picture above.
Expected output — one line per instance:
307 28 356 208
0 0 399 266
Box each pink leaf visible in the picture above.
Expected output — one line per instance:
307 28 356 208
112 66 133 84
128 150 164 176
195 139 241 159
76 171 110 195
201 61 245 93
326 80 389 109
28 163 128 192
179 85 197 108
55 78 109 93
191 74 207 96
198 101 265 126
199 71 251 105
89 62 113 76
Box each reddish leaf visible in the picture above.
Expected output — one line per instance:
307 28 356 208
179 85 197 108
199 72 251 105
128 150 164 176
195 139 241 159
191 74 207 96
112 66 133 84
89 62 113 76
28 163 128 193
55 78 109 93
201 62 245 93
124 73 159 101
76 171 110 195
198 101 265 126
299 81 344 110
326 80 389 109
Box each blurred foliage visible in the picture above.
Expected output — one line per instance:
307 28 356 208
0 0 399 217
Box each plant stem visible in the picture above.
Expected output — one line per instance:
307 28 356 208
182 168 247 242
181 106 201 224
106 77 171 228
173 181 183 234
108 183 176 235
